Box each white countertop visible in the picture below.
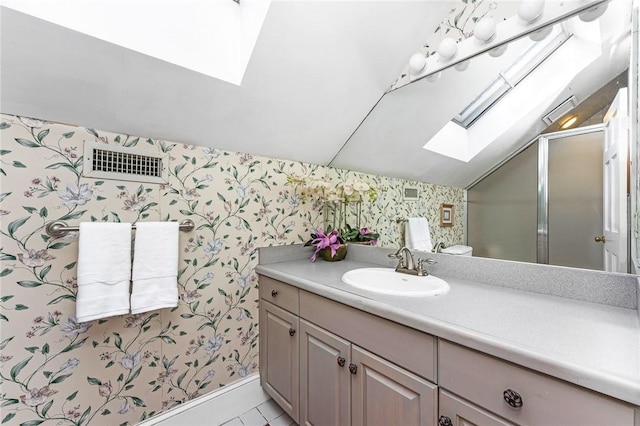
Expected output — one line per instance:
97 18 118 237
256 256 640 406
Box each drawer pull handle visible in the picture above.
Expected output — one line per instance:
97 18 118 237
271 290 278 297
438 416 453 426
503 389 523 408
348 363 358 375
337 357 346 367
288 328 296 337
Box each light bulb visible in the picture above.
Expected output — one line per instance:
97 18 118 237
518 0 545 23
529 25 553 41
437 38 458 61
426 72 441 83
455 60 470 71
488 44 508 57
579 3 607 22
409 53 427 74
474 17 496 43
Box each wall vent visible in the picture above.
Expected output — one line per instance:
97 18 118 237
542 96 578 125
83 141 168 183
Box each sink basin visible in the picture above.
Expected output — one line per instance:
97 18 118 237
341 268 449 296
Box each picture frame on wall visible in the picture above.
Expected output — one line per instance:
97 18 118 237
440 203 454 227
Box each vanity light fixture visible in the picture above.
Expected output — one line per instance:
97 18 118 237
560 115 578 129
473 17 497 43
529 25 553 41
455 59 470 71
518 0 545 24
488 44 508 57
426 72 442 83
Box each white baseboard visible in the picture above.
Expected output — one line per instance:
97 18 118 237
136 373 269 426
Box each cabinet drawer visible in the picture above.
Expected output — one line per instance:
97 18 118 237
259 275 299 314
300 291 436 382
439 389 513 426
438 340 635 426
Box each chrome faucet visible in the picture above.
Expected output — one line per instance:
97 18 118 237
388 247 436 276
433 242 445 253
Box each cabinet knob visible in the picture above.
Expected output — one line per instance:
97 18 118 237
503 389 523 408
438 416 453 426
271 290 278 297
337 357 346 367
288 328 296 337
348 363 358 375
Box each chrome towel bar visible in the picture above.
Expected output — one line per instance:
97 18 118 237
45 219 195 238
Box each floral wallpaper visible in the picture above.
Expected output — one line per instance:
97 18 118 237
0 113 464 425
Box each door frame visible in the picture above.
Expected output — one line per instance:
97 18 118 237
536 124 605 265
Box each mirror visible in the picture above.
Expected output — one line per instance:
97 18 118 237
330 0 634 272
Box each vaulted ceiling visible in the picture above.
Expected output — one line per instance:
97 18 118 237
0 0 633 189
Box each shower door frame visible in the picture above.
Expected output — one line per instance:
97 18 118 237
536 124 605 265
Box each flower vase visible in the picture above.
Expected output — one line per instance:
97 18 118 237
321 244 348 261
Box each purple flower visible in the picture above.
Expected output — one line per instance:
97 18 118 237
204 334 224 354
310 229 342 262
58 183 93 208
59 315 91 337
120 351 142 370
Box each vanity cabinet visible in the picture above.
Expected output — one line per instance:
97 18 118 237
259 275 638 426
259 276 438 426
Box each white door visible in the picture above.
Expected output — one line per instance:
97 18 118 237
602 88 629 273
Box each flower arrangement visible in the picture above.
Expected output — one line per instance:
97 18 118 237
305 225 380 262
305 229 346 262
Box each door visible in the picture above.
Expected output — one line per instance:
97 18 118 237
603 88 629 272
351 346 437 426
299 320 351 426
259 300 299 422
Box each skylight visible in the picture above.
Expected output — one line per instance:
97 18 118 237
0 0 270 85
452 25 573 129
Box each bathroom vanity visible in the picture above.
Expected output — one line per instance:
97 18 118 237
256 245 640 426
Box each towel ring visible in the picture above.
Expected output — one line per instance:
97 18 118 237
45 219 196 238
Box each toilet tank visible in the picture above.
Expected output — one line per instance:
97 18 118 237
441 245 473 256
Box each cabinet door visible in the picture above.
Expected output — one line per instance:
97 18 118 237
299 319 351 426
351 346 438 426
259 300 299 422
438 390 513 426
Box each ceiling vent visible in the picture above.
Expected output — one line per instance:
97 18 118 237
83 141 168 184
542 96 578 125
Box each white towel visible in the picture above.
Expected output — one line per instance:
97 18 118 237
130 222 179 314
76 222 132 323
405 217 433 252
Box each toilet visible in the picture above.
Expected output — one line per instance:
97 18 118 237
441 245 473 256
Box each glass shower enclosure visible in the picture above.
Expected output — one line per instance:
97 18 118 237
467 125 606 271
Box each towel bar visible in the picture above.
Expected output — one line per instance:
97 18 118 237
45 219 195 238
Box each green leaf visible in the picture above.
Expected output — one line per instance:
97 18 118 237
0 336 14 350
8 217 30 237
125 367 142 385
41 343 49 354
10 356 32 380
51 373 72 384
86 128 99 137
39 207 48 218
14 138 40 148
0 122 11 129
178 210 193 216
61 337 87 353
36 129 50 142
87 377 102 386
114 333 122 349
131 396 146 407
39 265 51 279
1 399 19 407
48 294 75 305
0 268 12 277
41 400 53 416
18 281 42 288
14 304 28 311
123 137 139 148
59 210 86 221
2 412 16 424
48 242 70 250
62 132 75 138
78 406 91 425
24 347 38 353
64 261 77 270
66 391 78 401
19 420 44 426
12 161 26 168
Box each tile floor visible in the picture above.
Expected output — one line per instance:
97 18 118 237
221 399 295 426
